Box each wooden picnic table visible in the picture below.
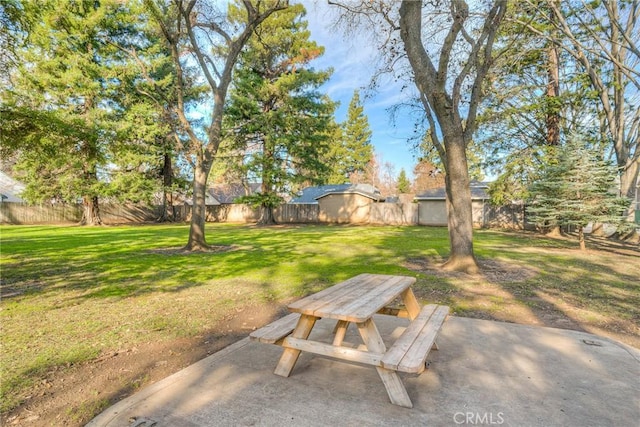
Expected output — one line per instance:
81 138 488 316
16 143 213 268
250 273 449 408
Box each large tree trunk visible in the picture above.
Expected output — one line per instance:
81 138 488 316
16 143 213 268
399 0 504 273
80 195 102 225
79 162 102 225
185 154 211 251
442 134 478 274
620 161 639 204
259 205 277 225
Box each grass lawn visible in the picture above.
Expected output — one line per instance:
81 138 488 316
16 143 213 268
1 223 638 420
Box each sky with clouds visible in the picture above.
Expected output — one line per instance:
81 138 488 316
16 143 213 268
301 1 422 179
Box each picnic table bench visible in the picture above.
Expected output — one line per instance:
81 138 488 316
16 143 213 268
250 273 449 408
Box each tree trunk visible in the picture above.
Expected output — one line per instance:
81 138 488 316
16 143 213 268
619 160 638 220
546 225 562 236
158 152 174 222
259 205 277 225
578 225 586 250
80 195 102 226
442 135 479 274
546 37 560 146
397 0 505 274
185 155 210 251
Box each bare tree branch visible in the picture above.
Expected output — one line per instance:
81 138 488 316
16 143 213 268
438 1 467 90
464 1 506 141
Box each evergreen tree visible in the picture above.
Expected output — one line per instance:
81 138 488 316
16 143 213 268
526 137 629 250
397 168 411 194
105 6 193 220
1 0 177 223
224 4 336 224
0 0 137 224
325 90 373 183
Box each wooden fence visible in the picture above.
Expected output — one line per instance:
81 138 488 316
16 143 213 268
1 201 525 228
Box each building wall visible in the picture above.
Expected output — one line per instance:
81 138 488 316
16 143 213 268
318 194 373 223
472 200 486 226
417 200 500 227
370 202 418 225
276 204 319 223
418 200 448 225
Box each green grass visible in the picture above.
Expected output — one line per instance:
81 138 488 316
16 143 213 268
1 223 638 415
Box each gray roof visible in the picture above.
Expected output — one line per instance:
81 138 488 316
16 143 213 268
184 183 261 205
0 171 25 203
290 184 382 204
415 181 490 201
208 183 261 204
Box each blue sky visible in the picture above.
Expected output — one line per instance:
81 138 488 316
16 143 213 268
302 1 421 179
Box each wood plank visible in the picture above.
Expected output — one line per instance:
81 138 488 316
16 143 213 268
273 314 317 377
356 318 387 353
287 273 374 312
375 367 413 408
287 274 376 315
287 274 415 322
324 276 415 322
400 287 421 320
380 305 437 371
357 318 412 408
397 305 449 373
349 277 415 322
249 313 301 344
332 320 349 346
377 306 409 318
306 274 382 320
282 337 383 366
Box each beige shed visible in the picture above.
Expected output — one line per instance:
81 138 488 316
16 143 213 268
415 182 490 227
315 184 383 224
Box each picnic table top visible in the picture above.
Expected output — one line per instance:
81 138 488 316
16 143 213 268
287 273 416 323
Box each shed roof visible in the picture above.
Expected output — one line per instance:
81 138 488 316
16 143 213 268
290 184 382 204
0 171 25 203
414 181 490 201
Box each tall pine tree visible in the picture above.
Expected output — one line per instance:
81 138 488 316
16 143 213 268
224 4 336 224
1 0 175 223
325 89 373 183
1 0 127 224
397 168 411 194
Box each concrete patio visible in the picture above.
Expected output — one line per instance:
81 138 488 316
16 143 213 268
88 315 640 427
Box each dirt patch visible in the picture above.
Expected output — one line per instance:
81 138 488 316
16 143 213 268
146 245 239 255
404 237 640 350
404 257 539 283
3 302 288 427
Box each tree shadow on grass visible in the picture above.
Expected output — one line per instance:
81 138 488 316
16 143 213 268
399 230 640 349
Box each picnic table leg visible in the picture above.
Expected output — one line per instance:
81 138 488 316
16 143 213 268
357 319 413 408
332 320 349 346
400 287 421 320
274 314 316 377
